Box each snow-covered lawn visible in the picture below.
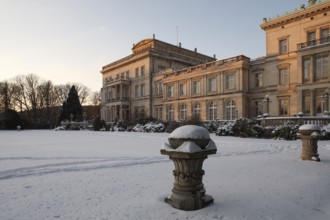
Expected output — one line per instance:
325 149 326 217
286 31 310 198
0 130 329 220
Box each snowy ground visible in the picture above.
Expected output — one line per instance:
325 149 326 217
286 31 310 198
0 130 329 220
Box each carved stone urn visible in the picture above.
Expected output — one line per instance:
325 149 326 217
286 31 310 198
160 125 217 211
297 124 321 162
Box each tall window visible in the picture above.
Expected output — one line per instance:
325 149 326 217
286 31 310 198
140 84 145 97
255 101 263 117
155 107 163 120
225 74 235 90
320 28 329 44
193 103 201 119
135 68 139 78
303 58 311 81
179 83 186 96
141 66 145 76
226 100 236 120
167 85 174 97
279 39 288 54
208 78 216 92
255 73 262 87
316 95 322 114
179 105 186 121
135 85 139 98
208 102 217 121
167 105 174 121
192 81 200 94
279 68 289 85
315 53 329 79
303 95 311 115
279 99 289 116
307 31 316 46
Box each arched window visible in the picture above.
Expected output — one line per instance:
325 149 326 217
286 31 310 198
208 102 217 121
179 104 186 121
167 105 174 121
226 100 236 120
193 103 201 119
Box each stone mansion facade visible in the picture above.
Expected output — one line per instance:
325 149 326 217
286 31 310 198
100 0 330 122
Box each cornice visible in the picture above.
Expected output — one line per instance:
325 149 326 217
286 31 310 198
261 1 330 30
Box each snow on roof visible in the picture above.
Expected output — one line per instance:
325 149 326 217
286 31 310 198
169 125 210 139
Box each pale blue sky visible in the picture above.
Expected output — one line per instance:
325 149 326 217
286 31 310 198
0 0 305 91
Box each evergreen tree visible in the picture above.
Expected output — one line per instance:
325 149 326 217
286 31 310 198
59 86 83 121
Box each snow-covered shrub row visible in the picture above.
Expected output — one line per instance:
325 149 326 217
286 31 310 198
131 122 165 133
272 121 299 140
216 118 264 138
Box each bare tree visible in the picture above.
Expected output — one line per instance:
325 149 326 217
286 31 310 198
73 83 91 105
90 91 101 106
0 80 18 111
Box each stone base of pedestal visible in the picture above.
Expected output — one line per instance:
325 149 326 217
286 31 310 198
300 154 320 162
165 191 214 211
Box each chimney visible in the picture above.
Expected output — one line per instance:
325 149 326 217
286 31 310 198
194 48 197 52
153 34 155 39
179 42 181 47
213 54 216 59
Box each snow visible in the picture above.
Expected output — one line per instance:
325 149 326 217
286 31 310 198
299 124 321 131
161 139 216 153
0 130 330 220
169 125 210 139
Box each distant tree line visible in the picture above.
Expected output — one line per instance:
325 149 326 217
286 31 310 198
0 73 100 129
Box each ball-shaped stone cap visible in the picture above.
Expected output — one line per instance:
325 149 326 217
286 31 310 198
298 124 321 135
168 125 210 149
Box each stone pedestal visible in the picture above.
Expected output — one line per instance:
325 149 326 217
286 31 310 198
297 124 321 162
160 125 217 211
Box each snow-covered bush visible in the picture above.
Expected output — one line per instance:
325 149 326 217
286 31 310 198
203 121 219 133
272 121 299 140
216 118 264 138
131 122 165 133
321 124 330 140
216 121 234 136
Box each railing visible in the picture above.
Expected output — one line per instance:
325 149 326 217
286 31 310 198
297 36 330 50
258 116 330 127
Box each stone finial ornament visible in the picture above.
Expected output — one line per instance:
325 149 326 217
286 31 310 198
161 125 217 211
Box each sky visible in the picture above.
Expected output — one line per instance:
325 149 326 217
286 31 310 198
0 0 306 92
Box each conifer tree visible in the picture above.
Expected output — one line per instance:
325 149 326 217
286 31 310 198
59 86 82 121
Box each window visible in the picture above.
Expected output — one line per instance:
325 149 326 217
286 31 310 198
303 58 311 81
192 81 200 94
255 73 262 87
140 84 145 97
125 71 129 79
279 99 289 116
135 68 139 78
158 65 166 72
193 103 201 119
226 100 236 120
316 95 322 114
320 28 329 44
225 74 235 90
179 83 186 96
255 101 263 117
307 31 316 46
279 39 288 54
135 85 139 98
141 66 145 76
208 78 216 92
279 68 289 85
167 85 174 97
167 105 174 121
179 105 186 121
315 53 329 79
303 95 311 115
155 107 163 120
208 102 217 121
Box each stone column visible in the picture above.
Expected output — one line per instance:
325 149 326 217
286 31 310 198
161 125 217 211
297 124 321 162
